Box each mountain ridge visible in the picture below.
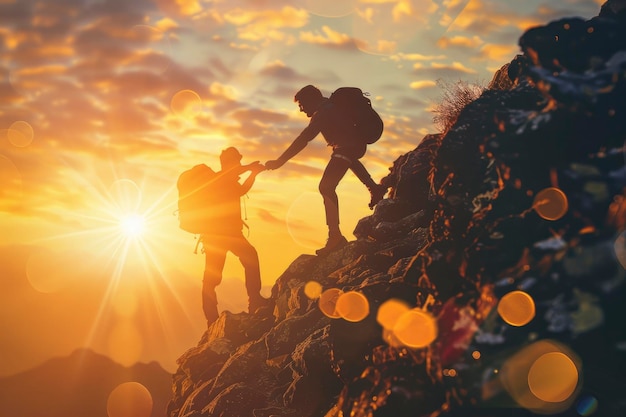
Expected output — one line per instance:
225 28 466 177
0 347 172 417
167 2 626 416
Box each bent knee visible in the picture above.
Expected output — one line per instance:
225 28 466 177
318 181 337 196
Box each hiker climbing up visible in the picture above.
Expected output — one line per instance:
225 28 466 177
177 147 269 326
265 85 388 256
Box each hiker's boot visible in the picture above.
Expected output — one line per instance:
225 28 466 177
368 183 388 210
315 234 348 256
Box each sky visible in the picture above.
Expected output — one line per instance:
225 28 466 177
0 0 603 377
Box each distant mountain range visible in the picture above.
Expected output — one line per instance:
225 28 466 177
0 348 172 417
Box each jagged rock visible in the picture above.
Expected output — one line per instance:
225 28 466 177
168 2 626 416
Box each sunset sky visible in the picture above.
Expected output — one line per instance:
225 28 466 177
0 0 602 377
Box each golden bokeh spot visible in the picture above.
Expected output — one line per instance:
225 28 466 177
304 280 323 299
170 89 202 117
528 352 578 403
376 298 410 330
392 309 438 348
107 382 153 417
108 321 143 366
533 187 568 220
497 290 536 327
319 288 343 319
472 350 481 360
8 120 34 147
335 291 370 322
500 340 581 414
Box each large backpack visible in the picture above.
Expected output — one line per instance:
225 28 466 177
329 87 384 144
176 164 218 235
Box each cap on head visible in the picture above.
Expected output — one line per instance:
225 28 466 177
294 85 322 103
220 147 242 169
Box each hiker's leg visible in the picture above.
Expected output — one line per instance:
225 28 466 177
339 146 388 209
202 237 227 324
319 155 351 236
229 234 264 312
350 158 378 188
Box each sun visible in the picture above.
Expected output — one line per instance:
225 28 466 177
119 213 146 239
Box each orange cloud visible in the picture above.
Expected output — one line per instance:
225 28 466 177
390 52 448 62
410 80 437 90
437 35 483 49
299 26 356 49
413 61 477 78
478 43 519 63
224 6 308 41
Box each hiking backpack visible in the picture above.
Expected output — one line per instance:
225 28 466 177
329 87 384 144
176 164 218 235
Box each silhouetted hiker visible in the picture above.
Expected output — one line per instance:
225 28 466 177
200 147 268 326
265 85 387 256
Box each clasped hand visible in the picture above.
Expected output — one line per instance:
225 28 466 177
264 159 284 170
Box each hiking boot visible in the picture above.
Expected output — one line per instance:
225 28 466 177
368 184 388 210
315 235 348 256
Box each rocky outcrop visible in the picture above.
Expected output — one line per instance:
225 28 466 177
167 2 626 416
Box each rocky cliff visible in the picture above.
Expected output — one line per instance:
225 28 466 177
167 2 626 416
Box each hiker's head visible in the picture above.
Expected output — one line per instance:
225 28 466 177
220 147 243 170
295 85 323 117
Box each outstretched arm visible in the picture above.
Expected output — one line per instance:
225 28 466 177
240 161 264 195
265 124 318 170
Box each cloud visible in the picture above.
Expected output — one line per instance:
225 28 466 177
389 52 448 62
259 61 304 81
299 26 359 50
224 6 309 41
477 43 520 63
437 35 483 50
410 80 437 90
412 60 477 79
256 208 283 226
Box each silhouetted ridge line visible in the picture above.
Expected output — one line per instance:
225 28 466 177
167 2 626 416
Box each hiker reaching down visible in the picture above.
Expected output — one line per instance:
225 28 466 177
265 85 388 256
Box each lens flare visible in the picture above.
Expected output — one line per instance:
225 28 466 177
8 120 34 147
500 340 581 414
304 280 323 299
107 382 153 417
376 298 410 330
286 192 326 249
533 187 568 220
25 248 89 293
393 308 438 348
171 89 202 117
528 352 578 403
576 395 598 416
319 288 343 319
497 290 535 327
335 291 370 322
